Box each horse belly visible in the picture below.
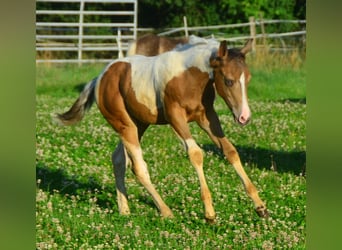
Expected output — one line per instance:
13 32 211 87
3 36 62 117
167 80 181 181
125 97 167 125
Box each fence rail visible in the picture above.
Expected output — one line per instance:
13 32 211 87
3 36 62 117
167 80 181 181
36 1 305 64
158 17 306 52
158 19 306 36
36 0 138 63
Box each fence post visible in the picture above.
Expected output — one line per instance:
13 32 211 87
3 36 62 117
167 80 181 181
183 16 189 38
249 16 256 52
259 13 267 50
78 0 85 65
133 0 138 40
117 28 123 58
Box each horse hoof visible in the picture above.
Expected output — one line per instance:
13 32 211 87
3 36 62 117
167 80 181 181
119 209 131 216
205 213 216 224
255 206 269 218
205 217 216 224
161 210 174 219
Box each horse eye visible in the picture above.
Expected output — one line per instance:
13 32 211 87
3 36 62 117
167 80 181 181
224 78 234 87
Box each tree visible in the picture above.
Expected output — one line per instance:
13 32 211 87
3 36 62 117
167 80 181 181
138 0 305 30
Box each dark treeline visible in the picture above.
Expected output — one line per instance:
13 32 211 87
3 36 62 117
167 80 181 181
37 0 306 34
138 0 306 29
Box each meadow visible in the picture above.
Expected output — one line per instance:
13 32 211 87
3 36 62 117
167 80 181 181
36 50 306 249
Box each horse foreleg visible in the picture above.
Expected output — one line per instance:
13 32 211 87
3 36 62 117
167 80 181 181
122 139 174 218
197 110 268 218
185 138 216 222
112 142 131 215
170 117 216 222
220 138 268 217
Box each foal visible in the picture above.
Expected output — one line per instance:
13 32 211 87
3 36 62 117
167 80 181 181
54 38 268 221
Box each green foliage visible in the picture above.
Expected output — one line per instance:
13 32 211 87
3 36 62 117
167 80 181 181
138 0 305 29
37 1 306 30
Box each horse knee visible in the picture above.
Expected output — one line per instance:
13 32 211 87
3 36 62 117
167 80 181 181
186 139 203 167
189 147 203 167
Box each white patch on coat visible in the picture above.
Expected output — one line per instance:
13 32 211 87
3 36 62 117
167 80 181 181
94 39 220 115
122 41 219 115
185 138 200 152
126 40 137 56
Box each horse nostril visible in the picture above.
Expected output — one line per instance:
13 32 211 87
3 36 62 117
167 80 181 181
238 115 250 125
237 105 251 125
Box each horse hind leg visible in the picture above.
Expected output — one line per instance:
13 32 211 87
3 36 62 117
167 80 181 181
112 141 131 215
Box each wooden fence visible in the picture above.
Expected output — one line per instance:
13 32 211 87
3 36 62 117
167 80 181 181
158 16 306 52
36 0 138 63
36 1 305 64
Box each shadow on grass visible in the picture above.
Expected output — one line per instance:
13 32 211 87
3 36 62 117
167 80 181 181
36 162 156 211
74 82 87 92
280 97 306 104
36 143 305 214
36 162 116 208
202 144 306 176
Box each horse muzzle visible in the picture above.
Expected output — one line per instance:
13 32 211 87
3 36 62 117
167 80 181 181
233 107 251 126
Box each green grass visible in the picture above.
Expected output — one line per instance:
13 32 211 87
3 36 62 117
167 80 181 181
36 57 306 249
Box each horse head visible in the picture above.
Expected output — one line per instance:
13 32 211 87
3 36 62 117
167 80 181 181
210 39 253 126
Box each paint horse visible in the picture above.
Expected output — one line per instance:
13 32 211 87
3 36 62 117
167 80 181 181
54 38 269 221
126 33 188 56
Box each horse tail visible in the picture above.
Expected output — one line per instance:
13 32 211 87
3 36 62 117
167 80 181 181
126 40 137 56
53 77 97 126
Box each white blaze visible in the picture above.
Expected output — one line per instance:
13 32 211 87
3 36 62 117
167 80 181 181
239 72 251 123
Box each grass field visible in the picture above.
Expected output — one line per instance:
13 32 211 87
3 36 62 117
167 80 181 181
36 52 306 249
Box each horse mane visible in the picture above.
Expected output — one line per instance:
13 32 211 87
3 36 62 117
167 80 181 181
171 35 219 54
227 48 246 61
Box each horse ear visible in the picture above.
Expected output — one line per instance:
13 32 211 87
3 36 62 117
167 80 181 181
241 39 253 55
211 40 228 67
218 40 228 58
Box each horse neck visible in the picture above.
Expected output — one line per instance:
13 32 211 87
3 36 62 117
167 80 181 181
182 45 217 79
